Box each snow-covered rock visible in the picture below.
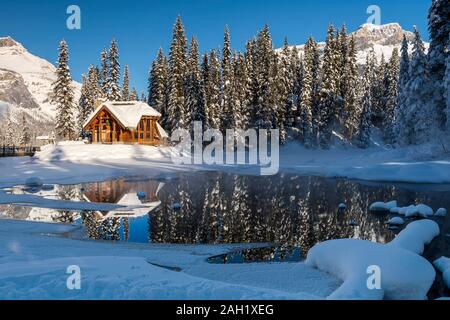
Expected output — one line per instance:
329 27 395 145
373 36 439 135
404 204 434 218
435 208 447 217
387 217 405 226
389 220 440 255
338 203 347 209
433 257 450 290
369 200 397 212
306 220 439 300
24 177 43 188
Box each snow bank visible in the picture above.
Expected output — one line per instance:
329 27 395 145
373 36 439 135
306 220 439 300
389 220 440 255
433 257 450 290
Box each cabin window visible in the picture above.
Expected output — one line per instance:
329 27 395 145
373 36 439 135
134 132 138 139
140 133 144 139
146 119 150 129
140 121 144 130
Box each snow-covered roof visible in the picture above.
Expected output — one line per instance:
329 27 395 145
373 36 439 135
83 101 162 130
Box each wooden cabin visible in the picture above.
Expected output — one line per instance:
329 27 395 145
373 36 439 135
83 101 168 145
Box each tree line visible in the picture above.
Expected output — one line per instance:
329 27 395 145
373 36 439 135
47 0 450 149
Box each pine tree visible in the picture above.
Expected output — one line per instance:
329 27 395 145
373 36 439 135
19 113 31 146
5 112 15 146
186 37 206 126
221 26 234 131
407 27 435 144
254 25 276 129
205 50 221 129
167 16 188 132
232 52 251 129
383 48 400 144
130 87 138 101
356 56 373 149
427 0 450 128
318 25 339 149
148 48 169 126
288 46 301 127
100 49 109 98
77 74 89 132
122 65 130 100
372 53 386 127
52 40 76 140
394 35 411 145
342 36 359 141
299 37 315 147
445 35 450 131
107 39 121 101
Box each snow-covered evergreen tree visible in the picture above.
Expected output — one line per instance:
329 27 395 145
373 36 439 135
148 48 169 127
107 39 121 101
372 53 386 127
427 0 450 128
232 52 251 129
221 26 234 131
186 37 206 126
167 16 188 132
19 113 31 146
205 50 221 129
318 25 339 149
254 25 276 130
5 113 15 146
100 49 108 98
122 65 130 101
341 36 359 141
356 57 373 149
445 35 450 131
130 87 138 101
299 37 316 147
77 74 89 132
394 35 411 145
52 39 76 140
383 48 400 144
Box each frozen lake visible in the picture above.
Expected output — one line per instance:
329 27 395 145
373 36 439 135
1 172 449 262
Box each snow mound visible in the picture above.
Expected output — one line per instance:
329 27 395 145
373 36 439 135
389 220 440 255
306 220 439 300
387 217 405 225
435 208 447 217
369 200 397 212
388 204 434 218
433 257 450 290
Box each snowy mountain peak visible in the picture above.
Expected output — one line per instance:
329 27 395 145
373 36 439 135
0 36 81 128
0 36 23 48
352 23 414 51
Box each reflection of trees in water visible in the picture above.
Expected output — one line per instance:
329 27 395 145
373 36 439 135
53 185 80 224
149 173 399 250
81 212 121 241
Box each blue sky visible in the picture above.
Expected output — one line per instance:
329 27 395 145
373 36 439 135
0 0 431 94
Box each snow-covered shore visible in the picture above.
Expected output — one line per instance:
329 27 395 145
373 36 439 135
0 142 449 188
0 217 441 300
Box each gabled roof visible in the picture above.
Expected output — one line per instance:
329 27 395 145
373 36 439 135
83 101 162 130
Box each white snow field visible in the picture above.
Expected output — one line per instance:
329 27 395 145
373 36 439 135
306 220 440 300
0 141 450 189
0 218 439 300
0 219 339 300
